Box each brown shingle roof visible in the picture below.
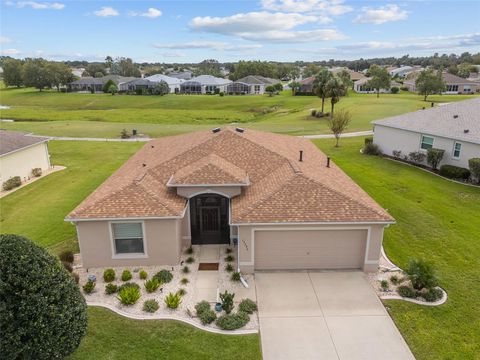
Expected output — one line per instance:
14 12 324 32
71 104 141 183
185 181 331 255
67 128 394 223
0 130 49 156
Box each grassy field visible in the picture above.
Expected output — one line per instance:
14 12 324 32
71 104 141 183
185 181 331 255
1 86 477 137
0 141 143 254
69 307 261 360
315 137 480 360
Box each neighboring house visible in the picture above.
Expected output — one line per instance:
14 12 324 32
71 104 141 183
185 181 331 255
145 74 184 93
66 127 394 272
388 66 413 78
297 76 316 95
226 75 279 95
353 78 399 93
118 78 157 92
404 72 478 94
68 75 136 93
0 130 50 184
330 67 366 82
180 75 232 94
372 98 480 169
168 71 192 80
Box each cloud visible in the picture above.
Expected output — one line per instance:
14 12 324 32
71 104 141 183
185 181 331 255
129 8 162 18
16 1 64 9
261 0 352 15
0 36 12 44
94 7 119 17
0 48 21 55
354 4 408 25
190 11 343 42
153 41 262 51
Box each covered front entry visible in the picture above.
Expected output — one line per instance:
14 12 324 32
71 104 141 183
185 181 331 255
190 194 230 245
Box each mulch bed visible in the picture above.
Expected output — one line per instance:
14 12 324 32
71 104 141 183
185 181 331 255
198 263 219 271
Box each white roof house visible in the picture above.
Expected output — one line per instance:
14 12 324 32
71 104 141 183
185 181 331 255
372 98 480 169
180 75 232 94
388 66 413 78
145 74 184 93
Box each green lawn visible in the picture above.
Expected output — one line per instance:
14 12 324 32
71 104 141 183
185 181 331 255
315 137 480 360
69 307 261 360
1 86 477 137
0 141 143 254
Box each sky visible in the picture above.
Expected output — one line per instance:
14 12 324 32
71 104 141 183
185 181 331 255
1 0 479 63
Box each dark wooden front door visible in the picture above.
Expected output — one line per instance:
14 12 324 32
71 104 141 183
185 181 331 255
190 194 230 245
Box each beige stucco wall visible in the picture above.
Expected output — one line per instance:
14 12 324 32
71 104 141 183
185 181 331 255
76 218 183 268
0 142 50 183
237 224 387 273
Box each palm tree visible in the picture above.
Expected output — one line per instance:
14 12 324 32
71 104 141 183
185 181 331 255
289 81 301 95
326 76 346 118
313 68 332 114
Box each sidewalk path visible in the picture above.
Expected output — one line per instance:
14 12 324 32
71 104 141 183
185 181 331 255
300 130 373 139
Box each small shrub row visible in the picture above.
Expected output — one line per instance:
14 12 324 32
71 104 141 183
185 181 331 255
195 301 217 325
216 312 250 330
439 165 471 180
238 299 258 314
363 142 382 156
3 176 21 191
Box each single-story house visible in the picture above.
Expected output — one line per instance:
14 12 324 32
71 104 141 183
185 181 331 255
180 75 232 94
66 127 395 272
372 98 480 169
330 67 366 82
226 75 280 95
297 76 316 95
118 78 157 93
68 75 136 93
353 78 399 94
0 130 50 184
388 66 413 78
145 74 184 93
403 72 478 94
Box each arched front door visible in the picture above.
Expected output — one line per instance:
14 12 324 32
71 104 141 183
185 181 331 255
190 194 230 245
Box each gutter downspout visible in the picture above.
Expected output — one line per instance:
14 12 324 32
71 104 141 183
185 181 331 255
236 225 249 289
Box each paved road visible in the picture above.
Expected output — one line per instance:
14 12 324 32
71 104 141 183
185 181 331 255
300 130 373 139
256 271 414 360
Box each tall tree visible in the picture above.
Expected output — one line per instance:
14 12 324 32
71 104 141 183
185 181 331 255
229 60 277 80
194 59 222 77
367 65 391 97
110 57 141 77
2 58 24 87
313 68 333 114
22 58 51 91
327 109 351 147
84 63 107 77
46 62 75 91
303 63 321 77
337 69 352 90
415 69 446 101
326 76 346 118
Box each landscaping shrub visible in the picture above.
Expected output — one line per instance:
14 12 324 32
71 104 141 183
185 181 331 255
225 248 233 254
225 255 234 262
82 280 95 294
219 92 225 97
408 151 426 164
105 283 118 295
121 269 132 281
182 265 190 274
164 292 182 309
103 268 116 282
216 312 250 330
397 285 416 298
3 176 21 191
62 261 73 273
439 165 471 180
427 148 445 170
406 259 439 290
32 168 42 177
315 111 324 118
225 263 234 273
422 288 443 302
392 150 402 159
400 86 409 91
238 298 258 314
120 129 131 139
180 277 189 285
117 283 141 305
468 158 480 182
145 278 161 293
143 299 160 313
59 250 74 263
390 86 399 94
364 137 373 145
0 234 87 359
380 280 389 291
195 300 211 316
186 256 195 264
185 246 194 255
102 79 116 93
177 288 187 296
390 275 401 285
139 269 148 280
154 269 173 283
363 142 382 156
231 272 241 282
220 291 235 314
199 309 217 325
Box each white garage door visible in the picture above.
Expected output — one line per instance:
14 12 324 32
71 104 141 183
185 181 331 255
254 229 367 270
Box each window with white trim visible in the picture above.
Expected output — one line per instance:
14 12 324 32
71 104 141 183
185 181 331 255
453 142 462 158
420 135 434 150
112 223 144 254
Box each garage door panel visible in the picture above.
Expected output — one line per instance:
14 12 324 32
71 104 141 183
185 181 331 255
254 230 367 270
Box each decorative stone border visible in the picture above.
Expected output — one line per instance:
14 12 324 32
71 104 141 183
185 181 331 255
86 302 258 335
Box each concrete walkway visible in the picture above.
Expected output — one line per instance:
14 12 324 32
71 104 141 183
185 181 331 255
256 271 414 360
300 130 373 139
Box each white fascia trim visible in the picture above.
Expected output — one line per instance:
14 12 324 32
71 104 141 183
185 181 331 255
0 139 50 158
233 221 395 226
65 215 185 223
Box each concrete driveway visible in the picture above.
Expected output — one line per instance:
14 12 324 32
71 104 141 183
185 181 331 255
255 271 415 360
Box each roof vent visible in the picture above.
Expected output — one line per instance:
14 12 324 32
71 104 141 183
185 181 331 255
212 127 221 133
235 127 245 133
464 129 469 133
299 150 303 162
453 115 459 119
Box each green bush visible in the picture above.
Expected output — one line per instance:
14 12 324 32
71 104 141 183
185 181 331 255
439 165 471 180
82 280 95 294
219 92 225 97
390 86 399 94
409 151 426 164
195 300 211 316
397 285 417 298
225 255 234 262
216 312 250 330
186 256 195 264
400 86 409 91
220 290 235 314
145 278 161 293
225 263 234 273
364 137 373 145
139 269 148 280
238 298 258 314
406 259 439 290
182 266 190 274
185 246 194 255
153 269 173 283
165 292 182 309
121 269 132 281
59 250 74 263
427 148 445 170
32 167 42 177
199 309 217 325
390 275 401 285
103 268 116 282
0 234 87 359
380 280 389 291
180 277 189 285
421 288 443 302
3 176 21 191
468 158 480 182
105 283 118 295
225 248 233 254
363 142 382 155
143 299 160 313
117 283 141 305
231 272 241 282
102 79 116 93
177 288 187 296
311 109 317 117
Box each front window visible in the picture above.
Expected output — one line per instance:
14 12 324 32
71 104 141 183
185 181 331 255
112 222 144 254
453 142 462 158
420 135 434 150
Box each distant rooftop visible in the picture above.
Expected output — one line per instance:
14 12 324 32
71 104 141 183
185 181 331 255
0 130 49 156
